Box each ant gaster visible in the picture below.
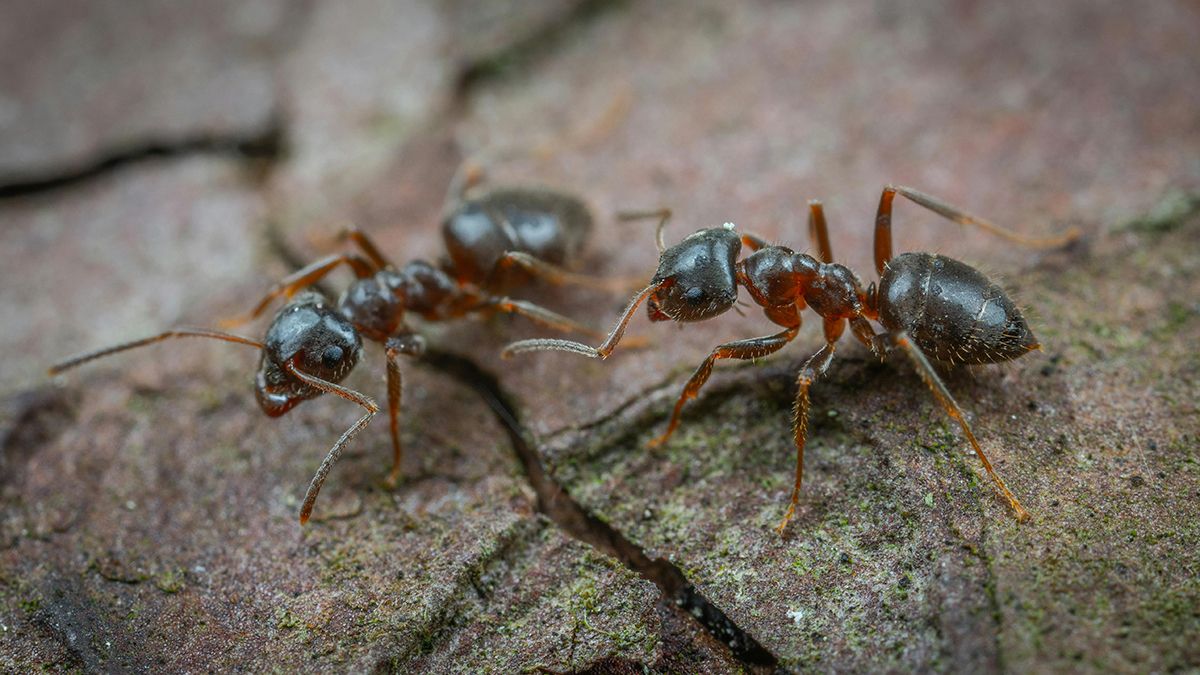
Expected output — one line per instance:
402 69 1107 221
505 186 1078 534
50 164 615 524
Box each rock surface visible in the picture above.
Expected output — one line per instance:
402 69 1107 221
2 1 1198 672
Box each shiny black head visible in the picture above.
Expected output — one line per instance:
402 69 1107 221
647 225 742 323
255 292 362 417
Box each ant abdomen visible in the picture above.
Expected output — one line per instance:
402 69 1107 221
443 187 592 287
876 252 1038 364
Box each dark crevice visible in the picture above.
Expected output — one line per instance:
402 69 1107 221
0 118 286 200
417 349 784 674
451 0 628 100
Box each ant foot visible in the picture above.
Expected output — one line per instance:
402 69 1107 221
774 504 797 536
646 432 672 449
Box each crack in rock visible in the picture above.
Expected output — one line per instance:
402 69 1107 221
0 119 285 200
418 349 784 673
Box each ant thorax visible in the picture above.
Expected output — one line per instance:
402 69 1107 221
736 246 865 320
338 260 473 338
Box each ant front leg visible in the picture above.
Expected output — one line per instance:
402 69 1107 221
383 332 426 487
777 317 843 535
891 331 1031 522
222 253 377 327
649 309 801 449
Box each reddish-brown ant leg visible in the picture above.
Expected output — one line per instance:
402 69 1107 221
490 251 641 293
740 233 770 251
485 296 607 339
777 319 843 535
891 331 1031 522
807 200 834 263
338 226 393 269
873 185 1080 275
222 253 378 328
284 360 379 525
502 282 660 359
382 333 426 487
649 309 801 449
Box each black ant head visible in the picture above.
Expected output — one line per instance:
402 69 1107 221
256 292 362 417
647 224 742 322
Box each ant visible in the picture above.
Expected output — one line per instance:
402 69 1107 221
49 162 621 524
504 185 1079 534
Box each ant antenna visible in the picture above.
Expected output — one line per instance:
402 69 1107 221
49 329 265 376
284 360 379 524
618 209 673 253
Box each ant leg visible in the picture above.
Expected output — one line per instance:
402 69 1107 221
284 360 379 524
502 281 660 359
891 331 1031 522
49 329 264 375
649 319 800 448
489 251 645 293
222 253 377 327
338 226 393 269
740 232 771 251
486 296 606 339
618 209 672 253
874 185 1080 276
382 333 426 487
808 200 834 263
777 334 839 535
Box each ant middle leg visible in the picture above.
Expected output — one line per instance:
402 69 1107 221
891 331 1031 522
648 309 801 448
382 332 426 487
807 200 834 263
777 320 842 535
223 253 377 327
873 184 1081 275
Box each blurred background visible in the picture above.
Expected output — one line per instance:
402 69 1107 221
1 1 1197 671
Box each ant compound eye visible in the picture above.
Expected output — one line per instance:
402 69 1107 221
683 287 706 305
321 345 344 370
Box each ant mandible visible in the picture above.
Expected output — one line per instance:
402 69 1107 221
504 186 1079 534
49 162 618 524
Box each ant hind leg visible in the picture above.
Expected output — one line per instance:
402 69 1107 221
891 331 1031 522
490 251 644 293
873 184 1080 276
